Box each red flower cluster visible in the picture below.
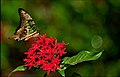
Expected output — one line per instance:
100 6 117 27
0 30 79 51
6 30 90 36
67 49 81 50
23 34 68 74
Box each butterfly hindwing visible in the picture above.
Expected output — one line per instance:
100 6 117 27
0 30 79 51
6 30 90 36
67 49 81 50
9 8 39 41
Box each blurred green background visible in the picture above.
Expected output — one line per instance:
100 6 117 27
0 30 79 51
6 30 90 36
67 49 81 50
1 0 120 77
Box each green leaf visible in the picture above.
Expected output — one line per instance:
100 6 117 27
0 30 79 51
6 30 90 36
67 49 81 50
63 50 103 65
91 35 103 49
12 65 26 72
8 65 26 77
61 57 70 64
58 69 65 77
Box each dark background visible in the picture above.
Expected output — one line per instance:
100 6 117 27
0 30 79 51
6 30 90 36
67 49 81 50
1 0 120 77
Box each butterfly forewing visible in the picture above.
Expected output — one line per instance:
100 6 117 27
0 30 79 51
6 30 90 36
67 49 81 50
9 8 39 41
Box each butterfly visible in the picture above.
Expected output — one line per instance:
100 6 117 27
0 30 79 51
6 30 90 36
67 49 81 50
9 8 40 41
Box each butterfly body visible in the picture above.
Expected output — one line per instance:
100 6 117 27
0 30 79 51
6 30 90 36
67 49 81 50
9 8 39 41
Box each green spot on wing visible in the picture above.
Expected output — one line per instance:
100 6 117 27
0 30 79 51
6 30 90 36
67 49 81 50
28 29 35 34
27 24 36 34
31 26 36 30
27 25 31 28
26 20 28 23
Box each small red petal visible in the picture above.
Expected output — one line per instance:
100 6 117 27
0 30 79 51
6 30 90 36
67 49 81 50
23 34 68 74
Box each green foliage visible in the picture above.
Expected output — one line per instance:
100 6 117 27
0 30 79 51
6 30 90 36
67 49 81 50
8 65 26 77
57 49 102 76
11 65 26 72
63 50 102 65
58 69 65 77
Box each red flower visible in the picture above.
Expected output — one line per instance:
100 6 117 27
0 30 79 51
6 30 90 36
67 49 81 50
23 34 68 74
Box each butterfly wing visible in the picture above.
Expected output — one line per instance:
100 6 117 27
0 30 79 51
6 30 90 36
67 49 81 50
18 8 34 28
9 8 39 41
